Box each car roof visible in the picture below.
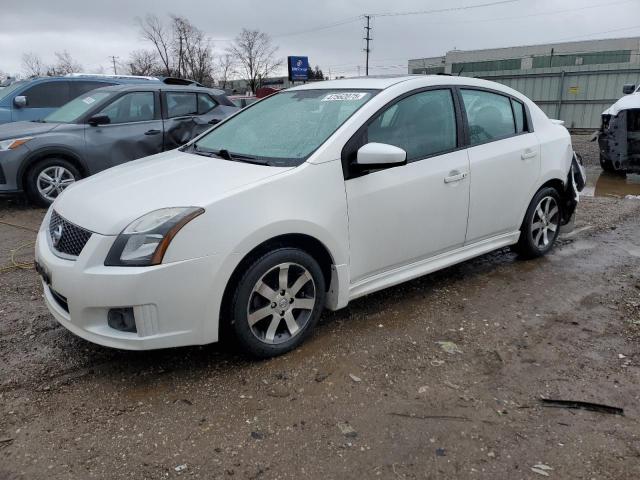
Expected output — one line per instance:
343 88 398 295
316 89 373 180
25 75 159 84
287 74 529 102
91 83 227 96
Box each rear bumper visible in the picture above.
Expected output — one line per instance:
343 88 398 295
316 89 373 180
35 222 225 350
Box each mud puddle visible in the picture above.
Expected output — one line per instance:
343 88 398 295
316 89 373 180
582 169 640 198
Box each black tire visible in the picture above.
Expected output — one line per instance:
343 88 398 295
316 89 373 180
514 187 562 259
600 154 627 176
25 158 80 207
599 153 616 173
230 248 326 358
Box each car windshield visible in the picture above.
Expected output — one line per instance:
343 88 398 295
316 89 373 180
193 89 377 166
44 91 112 123
0 80 26 102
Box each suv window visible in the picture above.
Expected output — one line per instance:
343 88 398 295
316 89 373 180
197 94 218 114
166 92 198 118
367 89 457 161
97 92 155 124
22 81 71 108
461 89 516 145
69 81 115 99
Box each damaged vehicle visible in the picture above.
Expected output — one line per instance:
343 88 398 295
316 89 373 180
0 84 237 205
34 75 585 358
596 83 640 174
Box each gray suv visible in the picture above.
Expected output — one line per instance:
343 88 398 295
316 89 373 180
0 84 238 205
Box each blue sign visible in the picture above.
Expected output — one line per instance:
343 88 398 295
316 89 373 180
288 56 309 81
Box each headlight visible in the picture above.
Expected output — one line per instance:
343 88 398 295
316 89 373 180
0 137 33 151
105 207 204 266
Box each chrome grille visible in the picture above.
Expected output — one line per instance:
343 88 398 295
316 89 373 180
49 210 92 257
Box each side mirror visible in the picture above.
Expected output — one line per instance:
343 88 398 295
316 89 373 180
623 84 636 95
356 142 407 169
88 114 111 126
13 96 27 108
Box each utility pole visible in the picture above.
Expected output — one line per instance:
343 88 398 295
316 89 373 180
109 56 119 75
363 15 372 76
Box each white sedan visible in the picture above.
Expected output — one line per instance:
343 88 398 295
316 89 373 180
35 75 584 357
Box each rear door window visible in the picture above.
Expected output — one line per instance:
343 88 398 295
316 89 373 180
166 92 198 118
461 89 516 145
22 81 71 108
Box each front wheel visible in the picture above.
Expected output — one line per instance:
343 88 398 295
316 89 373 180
514 187 562 259
25 158 80 207
230 248 326 358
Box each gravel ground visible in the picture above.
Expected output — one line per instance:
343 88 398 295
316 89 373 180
1 136 640 479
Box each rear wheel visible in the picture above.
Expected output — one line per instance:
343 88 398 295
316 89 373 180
230 248 325 358
25 158 80 207
514 187 562 259
600 154 626 175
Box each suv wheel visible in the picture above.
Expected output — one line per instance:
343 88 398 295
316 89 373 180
231 248 326 358
514 187 562 259
25 158 80 207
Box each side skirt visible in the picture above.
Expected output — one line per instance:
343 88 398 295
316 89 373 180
348 231 521 301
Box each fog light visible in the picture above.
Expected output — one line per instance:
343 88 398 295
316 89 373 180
107 308 137 333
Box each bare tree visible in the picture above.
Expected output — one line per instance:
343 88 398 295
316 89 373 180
137 14 173 76
22 52 46 77
48 50 82 75
215 53 235 89
128 49 160 76
228 29 281 94
170 15 214 84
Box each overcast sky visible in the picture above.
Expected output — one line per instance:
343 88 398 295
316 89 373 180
1 0 639 78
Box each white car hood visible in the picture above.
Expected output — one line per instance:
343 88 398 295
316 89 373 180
603 92 640 116
54 150 292 235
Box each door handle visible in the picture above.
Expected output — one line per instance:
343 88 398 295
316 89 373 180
444 171 468 184
145 129 161 135
521 150 537 160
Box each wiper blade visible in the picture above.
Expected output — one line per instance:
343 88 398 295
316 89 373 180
190 144 269 165
215 148 268 165
191 144 219 158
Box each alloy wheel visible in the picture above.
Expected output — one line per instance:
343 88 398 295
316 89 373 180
531 196 559 249
246 262 316 345
37 166 76 202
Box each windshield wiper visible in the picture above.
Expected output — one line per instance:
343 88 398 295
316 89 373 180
213 148 269 165
190 144 269 165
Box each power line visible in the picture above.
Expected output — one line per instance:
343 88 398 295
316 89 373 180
271 16 363 38
366 0 518 18
553 25 640 42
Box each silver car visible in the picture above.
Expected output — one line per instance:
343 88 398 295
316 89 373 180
0 84 238 205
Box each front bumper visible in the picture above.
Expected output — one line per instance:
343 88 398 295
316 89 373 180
35 224 224 350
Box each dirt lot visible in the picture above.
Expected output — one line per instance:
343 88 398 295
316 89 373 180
1 135 640 479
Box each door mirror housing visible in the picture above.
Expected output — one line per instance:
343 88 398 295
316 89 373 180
356 142 407 169
13 96 27 108
88 114 111 126
623 84 636 95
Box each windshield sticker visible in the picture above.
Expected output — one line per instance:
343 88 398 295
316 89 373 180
322 92 368 102
82 97 96 105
